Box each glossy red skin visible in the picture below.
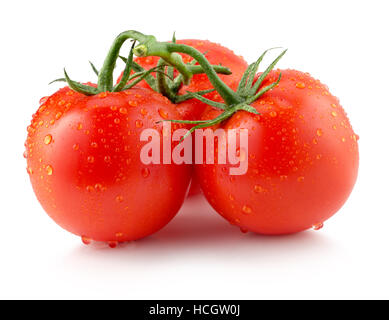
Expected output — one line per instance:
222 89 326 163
196 69 359 235
26 86 191 242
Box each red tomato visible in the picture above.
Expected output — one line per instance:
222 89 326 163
196 69 359 235
122 39 248 196
25 86 191 244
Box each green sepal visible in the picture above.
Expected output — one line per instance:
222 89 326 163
174 89 215 104
63 69 99 96
89 61 99 76
184 91 226 109
113 42 136 92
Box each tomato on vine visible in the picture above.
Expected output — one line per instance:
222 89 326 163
132 35 359 234
25 32 192 246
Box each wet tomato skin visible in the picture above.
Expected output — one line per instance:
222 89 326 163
196 69 359 235
26 86 191 242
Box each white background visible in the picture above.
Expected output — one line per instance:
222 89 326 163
0 0 388 299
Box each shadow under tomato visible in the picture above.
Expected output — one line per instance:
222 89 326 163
64 195 338 268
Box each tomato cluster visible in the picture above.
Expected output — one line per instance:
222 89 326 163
25 30 359 246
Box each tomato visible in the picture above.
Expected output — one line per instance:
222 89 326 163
196 69 359 235
25 86 191 245
122 39 248 196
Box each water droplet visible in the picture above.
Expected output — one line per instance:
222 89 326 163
297 176 305 183
242 205 252 214
73 144 79 151
341 137 346 143
158 109 169 119
39 96 49 105
108 241 118 248
316 154 322 160
331 111 337 117
87 156 95 163
312 138 318 145
141 168 150 178
135 120 143 128
77 123 83 130
331 104 337 108
313 223 324 231
44 134 52 145
316 129 323 137
81 236 91 245
55 112 63 120
86 185 94 192
115 232 123 238
128 100 138 107
119 107 128 114
104 155 111 163
90 142 98 148
46 165 53 176
229 194 235 201
269 111 277 118
140 108 148 116
23 151 28 159
254 185 265 193
114 118 120 124
240 227 249 234
296 82 306 89
27 167 33 175
116 195 124 203
352 134 360 142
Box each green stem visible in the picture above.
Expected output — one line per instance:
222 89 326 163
135 41 242 106
97 30 154 92
156 59 176 102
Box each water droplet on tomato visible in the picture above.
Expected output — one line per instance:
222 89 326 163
254 185 265 193
119 107 128 114
297 176 305 183
87 156 95 163
158 109 169 119
39 96 49 105
116 195 124 203
331 111 337 117
73 144 79 151
142 168 150 178
114 118 120 124
269 111 277 118
108 241 118 249
240 227 249 234
55 112 63 120
135 120 143 128
104 155 111 163
316 129 323 137
81 236 91 245
44 134 52 145
46 165 53 175
313 223 324 231
242 205 252 214
128 100 138 107
296 82 306 89
27 167 33 175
